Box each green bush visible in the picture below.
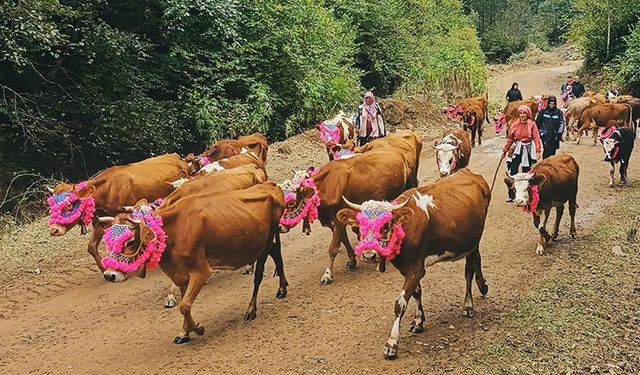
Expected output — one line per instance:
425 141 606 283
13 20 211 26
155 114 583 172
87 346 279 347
614 23 640 96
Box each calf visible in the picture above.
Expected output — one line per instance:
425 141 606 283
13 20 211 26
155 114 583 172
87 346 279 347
462 104 484 147
100 182 287 344
504 154 579 255
433 129 472 178
442 96 489 123
47 153 189 271
600 127 635 186
336 168 491 360
316 112 356 160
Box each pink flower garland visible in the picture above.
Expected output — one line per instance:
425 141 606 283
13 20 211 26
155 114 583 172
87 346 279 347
101 209 167 273
354 210 405 261
279 177 321 228
521 184 540 214
334 148 355 160
318 122 341 146
494 112 506 134
199 156 211 166
47 181 96 227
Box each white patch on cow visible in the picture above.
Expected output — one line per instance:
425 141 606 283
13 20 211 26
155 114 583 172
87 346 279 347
510 173 533 206
170 177 189 188
199 161 225 174
103 269 127 283
240 147 249 154
320 268 333 284
435 143 457 176
387 290 407 347
602 138 617 160
413 192 436 218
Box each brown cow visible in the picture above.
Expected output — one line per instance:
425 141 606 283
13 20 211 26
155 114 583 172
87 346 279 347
100 182 287 344
574 103 633 145
279 150 411 284
583 91 607 103
336 168 491 359
353 130 423 189
443 96 489 123
47 153 189 271
203 132 269 162
461 104 485 147
493 96 547 135
504 154 579 255
316 112 356 161
433 129 472 178
563 96 600 140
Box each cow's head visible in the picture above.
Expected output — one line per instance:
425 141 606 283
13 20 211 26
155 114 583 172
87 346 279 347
462 109 477 130
279 168 320 234
184 153 210 175
534 95 549 110
443 105 463 122
493 112 506 134
337 198 413 263
47 181 97 236
433 141 460 178
602 138 620 162
99 200 167 283
504 172 544 213
317 113 348 149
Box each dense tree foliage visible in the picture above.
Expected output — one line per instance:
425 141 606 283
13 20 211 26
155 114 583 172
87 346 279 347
0 0 484 180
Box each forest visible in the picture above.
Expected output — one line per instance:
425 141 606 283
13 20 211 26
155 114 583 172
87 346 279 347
1 0 639 181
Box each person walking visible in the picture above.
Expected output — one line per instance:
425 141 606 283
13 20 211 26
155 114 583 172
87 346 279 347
356 91 386 146
501 105 542 202
561 76 573 96
572 76 585 98
606 84 619 100
506 82 523 102
535 95 565 159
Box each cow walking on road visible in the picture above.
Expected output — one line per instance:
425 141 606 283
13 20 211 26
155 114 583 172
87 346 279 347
600 126 635 187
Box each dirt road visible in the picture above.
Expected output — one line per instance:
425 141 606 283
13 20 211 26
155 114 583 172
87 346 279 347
1 61 629 374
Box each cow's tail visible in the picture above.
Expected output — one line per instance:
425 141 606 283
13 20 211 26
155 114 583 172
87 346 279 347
484 91 490 124
271 230 282 278
625 103 636 134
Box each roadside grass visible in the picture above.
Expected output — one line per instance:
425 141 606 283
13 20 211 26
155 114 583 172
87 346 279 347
464 188 640 374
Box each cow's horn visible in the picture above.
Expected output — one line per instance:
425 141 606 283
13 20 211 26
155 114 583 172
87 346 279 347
125 216 142 224
390 199 410 211
46 186 55 193
122 206 135 212
98 216 115 223
342 196 363 211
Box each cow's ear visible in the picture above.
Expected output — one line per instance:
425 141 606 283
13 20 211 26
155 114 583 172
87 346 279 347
76 184 96 199
530 174 546 186
394 207 414 224
299 186 315 199
336 208 358 226
140 224 157 244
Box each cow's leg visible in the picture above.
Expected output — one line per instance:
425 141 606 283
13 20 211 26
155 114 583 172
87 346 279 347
472 247 489 296
463 248 482 317
470 127 476 148
164 282 180 308
269 232 289 299
477 120 483 146
408 284 425 334
536 208 552 255
245 250 269 321
173 269 211 344
609 161 615 187
384 264 425 360
338 224 357 269
552 205 565 240
569 194 577 238
88 225 106 272
620 161 628 185
320 227 342 285
592 127 598 146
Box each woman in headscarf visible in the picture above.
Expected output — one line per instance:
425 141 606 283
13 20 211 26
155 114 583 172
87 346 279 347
501 105 542 202
506 82 523 102
356 91 386 146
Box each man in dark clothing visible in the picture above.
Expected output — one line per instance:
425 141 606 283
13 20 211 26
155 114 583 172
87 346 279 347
535 95 565 159
506 82 523 102
572 76 585 98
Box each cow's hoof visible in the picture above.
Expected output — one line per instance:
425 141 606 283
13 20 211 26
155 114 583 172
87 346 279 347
193 325 204 336
383 344 398 360
346 259 357 269
173 335 190 344
244 310 257 321
463 307 476 318
276 288 287 299
409 322 424 334
164 296 177 309
536 244 545 255
570 231 576 239
479 283 489 296
320 270 333 285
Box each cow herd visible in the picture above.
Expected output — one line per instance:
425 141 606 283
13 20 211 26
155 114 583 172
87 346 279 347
45 92 636 360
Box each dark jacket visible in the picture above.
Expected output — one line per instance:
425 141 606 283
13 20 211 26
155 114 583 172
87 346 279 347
536 108 565 145
572 82 585 98
506 88 523 102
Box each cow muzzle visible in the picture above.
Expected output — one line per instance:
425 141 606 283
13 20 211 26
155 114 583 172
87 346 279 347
513 198 528 207
103 269 128 283
361 250 379 262
49 224 68 236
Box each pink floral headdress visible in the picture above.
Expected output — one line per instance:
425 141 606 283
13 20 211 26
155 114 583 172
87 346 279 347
318 122 341 146
47 181 96 229
279 168 321 228
353 201 406 261
493 112 506 134
101 207 167 273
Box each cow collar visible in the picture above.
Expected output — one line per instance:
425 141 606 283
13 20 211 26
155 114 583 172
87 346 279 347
101 208 167 273
354 202 406 261
47 181 96 233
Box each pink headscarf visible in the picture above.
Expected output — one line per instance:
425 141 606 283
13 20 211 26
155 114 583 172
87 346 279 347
361 91 379 137
517 105 532 119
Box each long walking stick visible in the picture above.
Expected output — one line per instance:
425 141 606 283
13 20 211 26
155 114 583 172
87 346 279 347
490 154 506 193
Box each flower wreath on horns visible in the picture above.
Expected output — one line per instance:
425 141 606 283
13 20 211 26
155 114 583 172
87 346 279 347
279 167 321 228
47 181 96 232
